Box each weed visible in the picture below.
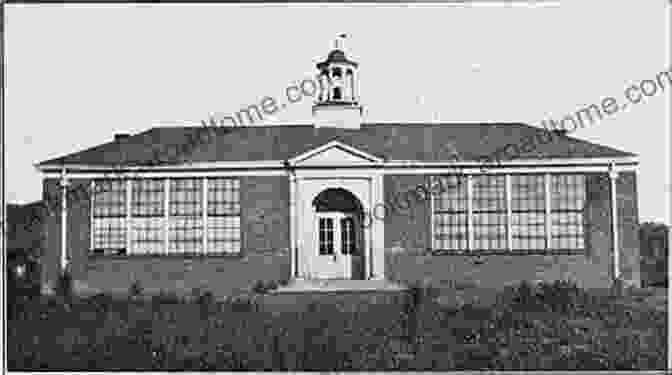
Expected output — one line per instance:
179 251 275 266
8 280 667 371
252 280 279 294
226 294 259 313
55 270 73 299
151 290 182 305
129 280 144 299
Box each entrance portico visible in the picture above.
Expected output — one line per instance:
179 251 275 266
291 175 385 281
287 140 386 283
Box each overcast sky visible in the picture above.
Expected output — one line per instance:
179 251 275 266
5 1 670 224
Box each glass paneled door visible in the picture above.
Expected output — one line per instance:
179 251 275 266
315 212 359 279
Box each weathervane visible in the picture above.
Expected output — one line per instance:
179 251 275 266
335 33 348 50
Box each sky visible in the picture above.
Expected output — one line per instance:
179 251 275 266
5 1 670 224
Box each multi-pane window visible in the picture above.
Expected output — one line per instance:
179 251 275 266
472 175 506 250
169 179 203 254
131 179 164 254
511 175 546 251
207 178 241 254
341 217 355 255
319 217 335 255
432 175 467 251
432 173 587 253
92 180 126 252
550 174 586 250
91 177 241 255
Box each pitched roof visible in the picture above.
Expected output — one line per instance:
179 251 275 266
37 123 636 167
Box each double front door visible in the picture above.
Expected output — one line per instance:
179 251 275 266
313 212 363 279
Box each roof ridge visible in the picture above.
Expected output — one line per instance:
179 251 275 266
150 124 316 130
362 122 530 126
147 122 534 130
37 122 636 166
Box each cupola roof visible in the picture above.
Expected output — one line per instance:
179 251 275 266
317 49 358 69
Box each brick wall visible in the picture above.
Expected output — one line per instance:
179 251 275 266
241 175 290 254
383 175 431 253
41 178 61 290
68 179 93 280
83 254 290 299
40 178 92 289
41 175 291 297
616 171 640 287
383 172 640 290
39 170 639 295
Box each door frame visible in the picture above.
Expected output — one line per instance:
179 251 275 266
314 211 357 279
290 174 384 281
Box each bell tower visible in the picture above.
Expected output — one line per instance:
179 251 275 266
313 35 363 129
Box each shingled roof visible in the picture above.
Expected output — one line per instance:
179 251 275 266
37 123 636 168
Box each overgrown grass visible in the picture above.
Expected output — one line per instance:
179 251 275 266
8 281 667 370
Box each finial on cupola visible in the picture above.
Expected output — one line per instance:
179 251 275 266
335 33 347 50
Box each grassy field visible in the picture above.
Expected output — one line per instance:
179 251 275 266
7 281 667 370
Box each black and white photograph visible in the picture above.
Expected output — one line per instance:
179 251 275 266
3 0 670 371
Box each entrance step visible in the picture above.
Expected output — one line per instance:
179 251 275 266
272 279 408 293
263 279 409 313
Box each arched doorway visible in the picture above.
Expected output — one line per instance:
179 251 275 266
311 188 365 280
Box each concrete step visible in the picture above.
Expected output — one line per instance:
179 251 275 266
273 279 408 293
261 280 411 312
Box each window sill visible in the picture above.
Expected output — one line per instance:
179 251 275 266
429 249 586 256
88 252 244 260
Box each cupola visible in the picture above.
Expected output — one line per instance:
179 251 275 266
313 35 363 129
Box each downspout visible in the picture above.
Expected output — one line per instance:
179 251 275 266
284 160 298 279
608 162 620 282
60 166 69 273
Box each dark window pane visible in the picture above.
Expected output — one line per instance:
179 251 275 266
511 175 546 251
471 175 506 250
432 175 468 251
132 179 164 217
92 179 127 251
550 175 586 250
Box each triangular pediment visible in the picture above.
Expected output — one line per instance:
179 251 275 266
289 140 382 166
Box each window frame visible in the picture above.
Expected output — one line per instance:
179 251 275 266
431 173 587 255
168 178 204 254
90 176 241 257
206 177 241 255
549 174 587 251
318 217 335 255
341 216 356 255
91 179 127 254
471 174 507 251
130 178 165 255
510 174 547 252
431 175 468 252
